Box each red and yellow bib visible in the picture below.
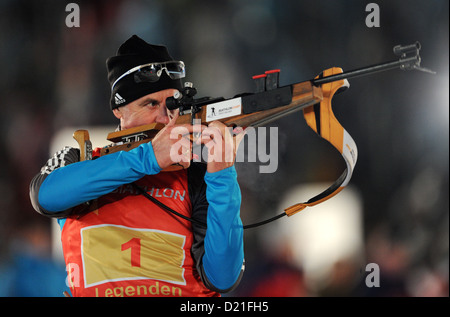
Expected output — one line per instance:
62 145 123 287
62 170 218 297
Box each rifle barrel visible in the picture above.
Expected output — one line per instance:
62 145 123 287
312 56 418 85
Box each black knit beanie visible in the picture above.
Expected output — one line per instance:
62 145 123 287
106 35 183 110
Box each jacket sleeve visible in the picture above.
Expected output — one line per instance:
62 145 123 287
189 164 244 293
29 146 83 217
29 142 162 216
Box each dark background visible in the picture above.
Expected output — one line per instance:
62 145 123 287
0 0 448 297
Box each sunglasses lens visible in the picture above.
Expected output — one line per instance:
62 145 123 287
134 61 185 83
165 61 185 79
134 65 160 83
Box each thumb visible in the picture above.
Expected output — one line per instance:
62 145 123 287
166 109 180 127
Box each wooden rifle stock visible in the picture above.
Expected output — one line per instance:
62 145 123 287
73 41 433 163
100 123 164 157
73 129 92 161
174 81 322 127
74 80 323 162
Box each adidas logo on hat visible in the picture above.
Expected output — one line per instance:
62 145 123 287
114 93 126 105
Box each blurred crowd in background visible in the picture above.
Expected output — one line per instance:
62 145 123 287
0 0 448 297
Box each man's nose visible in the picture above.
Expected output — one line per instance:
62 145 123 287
155 101 171 124
155 116 170 124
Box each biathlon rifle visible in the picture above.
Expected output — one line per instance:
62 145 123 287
73 41 435 228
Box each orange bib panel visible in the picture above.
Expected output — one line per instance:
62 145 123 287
61 170 218 297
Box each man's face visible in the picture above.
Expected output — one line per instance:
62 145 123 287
112 89 177 130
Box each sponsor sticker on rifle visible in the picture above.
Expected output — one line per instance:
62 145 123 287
206 97 242 122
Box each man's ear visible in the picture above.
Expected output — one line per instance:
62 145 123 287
112 108 122 119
